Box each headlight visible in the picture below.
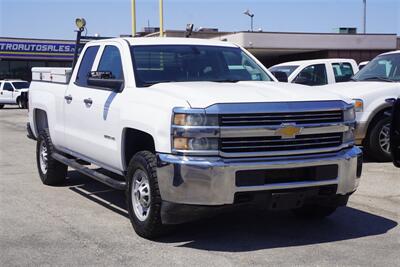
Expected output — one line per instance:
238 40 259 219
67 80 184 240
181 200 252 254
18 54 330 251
173 137 219 151
172 108 220 154
173 113 218 126
343 107 356 121
352 99 363 112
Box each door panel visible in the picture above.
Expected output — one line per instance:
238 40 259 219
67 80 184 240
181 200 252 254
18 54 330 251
0 83 14 104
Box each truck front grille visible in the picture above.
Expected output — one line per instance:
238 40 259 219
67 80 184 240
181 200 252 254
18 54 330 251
220 110 343 127
221 133 343 153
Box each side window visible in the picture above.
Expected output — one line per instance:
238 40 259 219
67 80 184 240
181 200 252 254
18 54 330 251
332 62 354 83
0 82 2 89
3 82 14 91
75 46 100 86
294 64 328 86
97 46 123 80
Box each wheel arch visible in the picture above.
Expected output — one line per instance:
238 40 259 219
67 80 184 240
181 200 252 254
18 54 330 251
33 108 49 135
121 128 156 171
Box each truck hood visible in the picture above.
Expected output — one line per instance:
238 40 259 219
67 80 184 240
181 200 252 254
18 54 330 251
322 81 400 99
150 81 350 108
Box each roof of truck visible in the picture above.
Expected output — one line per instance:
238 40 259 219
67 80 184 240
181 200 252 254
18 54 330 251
380 50 400 56
93 37 239 48
272 58 356 68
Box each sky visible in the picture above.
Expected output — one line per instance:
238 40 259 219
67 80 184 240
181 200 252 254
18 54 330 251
0 0 399 40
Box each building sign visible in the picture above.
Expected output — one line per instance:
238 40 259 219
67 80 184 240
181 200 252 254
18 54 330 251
0 39 75 60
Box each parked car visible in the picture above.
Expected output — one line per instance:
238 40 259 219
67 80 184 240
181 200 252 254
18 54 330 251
269 59 359 86
323 50 400 162
0 79 30 109
27 37 362 239
387 97 400 167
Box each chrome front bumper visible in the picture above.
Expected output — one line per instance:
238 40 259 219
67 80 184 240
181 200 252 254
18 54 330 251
156 146 362 205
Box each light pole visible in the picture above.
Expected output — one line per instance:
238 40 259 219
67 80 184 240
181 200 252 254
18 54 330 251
159 0 164 37
131 0 136 37
243 9 254 32
363 0 367 34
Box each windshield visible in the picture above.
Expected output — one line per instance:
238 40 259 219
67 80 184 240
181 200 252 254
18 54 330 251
131 45 272 87
12 82 29 89
269 65 299 77
353 53 400 82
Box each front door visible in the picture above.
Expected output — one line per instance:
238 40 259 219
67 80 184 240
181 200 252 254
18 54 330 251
0 82 14 104
390 98 400 167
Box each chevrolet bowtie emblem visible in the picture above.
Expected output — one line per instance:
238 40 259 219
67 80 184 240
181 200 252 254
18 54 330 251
275 123 302 139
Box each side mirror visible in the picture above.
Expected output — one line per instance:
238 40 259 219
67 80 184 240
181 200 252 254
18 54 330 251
271 71 288 82
389 98 400 167
87 71 124 92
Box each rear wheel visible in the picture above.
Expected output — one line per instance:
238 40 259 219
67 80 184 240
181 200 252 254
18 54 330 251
36 129 67 185
364 116 392 162
0 104 4 109
126 151 167 239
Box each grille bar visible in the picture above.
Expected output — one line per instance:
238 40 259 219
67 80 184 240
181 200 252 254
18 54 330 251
221 133 343 153
220 111 343 126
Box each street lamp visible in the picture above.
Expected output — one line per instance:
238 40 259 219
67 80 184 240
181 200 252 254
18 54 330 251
363 0 367 34
72 18 86 70
243 9 254 32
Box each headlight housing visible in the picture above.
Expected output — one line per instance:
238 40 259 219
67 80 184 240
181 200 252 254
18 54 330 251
172 108 220 154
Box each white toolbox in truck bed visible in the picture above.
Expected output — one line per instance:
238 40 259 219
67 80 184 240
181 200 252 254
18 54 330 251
32 67 72 84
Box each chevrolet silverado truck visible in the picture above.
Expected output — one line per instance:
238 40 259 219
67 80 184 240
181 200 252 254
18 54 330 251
323 50 400 162
27 37 362 239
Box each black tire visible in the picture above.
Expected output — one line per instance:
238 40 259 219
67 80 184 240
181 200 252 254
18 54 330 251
17 98 23 109
364 116 392 162
0 104 4 109
292 205 337 219
126 151 167 239
36 129 67 185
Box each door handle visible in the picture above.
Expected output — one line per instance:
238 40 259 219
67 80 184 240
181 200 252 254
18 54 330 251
64 95 72 102
83 98 93 105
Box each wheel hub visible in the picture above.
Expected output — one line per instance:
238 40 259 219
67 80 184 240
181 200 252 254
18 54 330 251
39 140 48 174
379 123 391 153
131 170 151 221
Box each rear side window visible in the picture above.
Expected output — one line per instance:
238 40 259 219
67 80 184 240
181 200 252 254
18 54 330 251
332 62 354 83
294 64 328 86
0 82 2 89
97 46 123 79
75 46 100 86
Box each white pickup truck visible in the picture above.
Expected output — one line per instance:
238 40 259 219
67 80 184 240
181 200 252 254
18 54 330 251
0 80 30 108
270 59 359 85
27 37 362 239
323 50 400 162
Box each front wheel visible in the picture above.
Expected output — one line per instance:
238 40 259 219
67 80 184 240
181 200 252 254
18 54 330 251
0 104 4 109
126 151 167 239
364 116 392 162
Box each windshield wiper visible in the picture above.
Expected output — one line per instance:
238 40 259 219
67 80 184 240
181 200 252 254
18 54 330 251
361 76 394 82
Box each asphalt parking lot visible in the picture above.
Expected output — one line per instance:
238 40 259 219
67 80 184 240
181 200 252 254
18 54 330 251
0 107 399 266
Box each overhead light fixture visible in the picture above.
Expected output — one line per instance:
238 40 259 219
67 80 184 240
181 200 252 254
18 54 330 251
75 18 86 31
